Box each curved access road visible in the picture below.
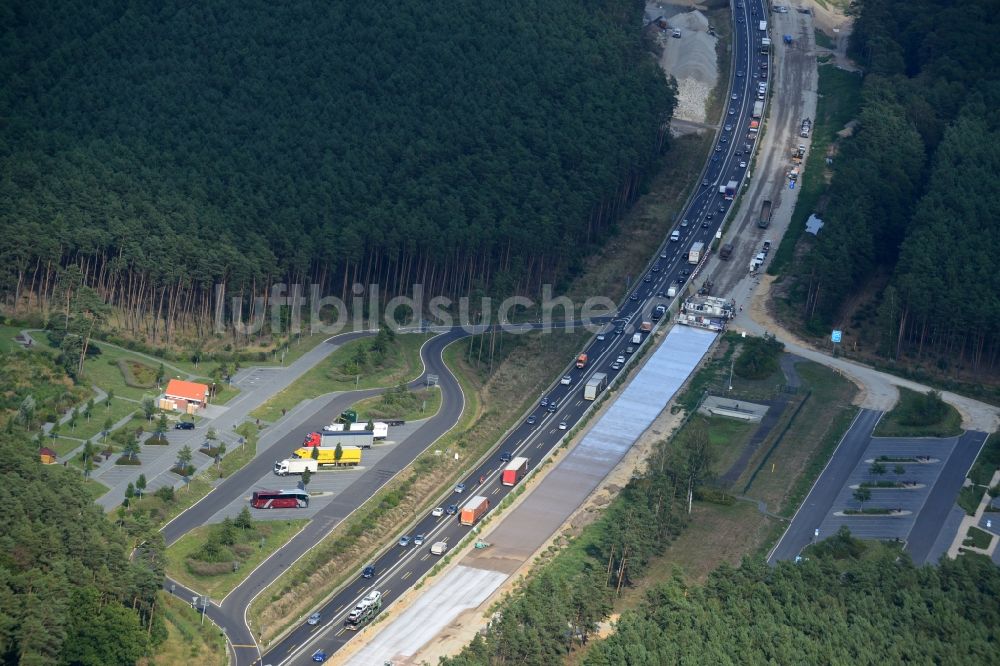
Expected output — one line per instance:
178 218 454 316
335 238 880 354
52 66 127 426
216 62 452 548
161 326 471 659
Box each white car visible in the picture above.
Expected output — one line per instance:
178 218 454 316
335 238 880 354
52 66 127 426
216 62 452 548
560 374 572 385
432 507 444 517
597 333 606 341
616 355 626 364
610 362 622 371
740 161 747 168
558 421 568 430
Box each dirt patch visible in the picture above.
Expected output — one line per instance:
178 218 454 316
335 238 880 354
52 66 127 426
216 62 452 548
650 3 720 123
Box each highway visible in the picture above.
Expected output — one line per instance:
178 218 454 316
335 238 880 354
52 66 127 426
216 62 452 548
268 2 769 663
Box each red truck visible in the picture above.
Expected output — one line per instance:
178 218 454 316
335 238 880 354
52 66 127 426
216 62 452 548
459 495 489 526
576 353 588 369
501 457 529 486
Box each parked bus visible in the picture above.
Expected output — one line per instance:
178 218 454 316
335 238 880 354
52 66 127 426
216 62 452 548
250 489 309 509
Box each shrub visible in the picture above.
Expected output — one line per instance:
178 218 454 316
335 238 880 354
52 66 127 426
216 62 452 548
115 456 142 465
154 485 176 503
734 334 784 380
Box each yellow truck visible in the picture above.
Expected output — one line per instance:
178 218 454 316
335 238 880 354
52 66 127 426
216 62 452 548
272 446 362 475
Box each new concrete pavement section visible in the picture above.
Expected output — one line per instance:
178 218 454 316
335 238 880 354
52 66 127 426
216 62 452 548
346 325 717 664
768 408 882 563
163 329 467 663
905 431 989 564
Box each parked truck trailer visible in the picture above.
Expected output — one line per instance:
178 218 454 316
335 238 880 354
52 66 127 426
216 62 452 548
289 445 362 467
303 429 374 449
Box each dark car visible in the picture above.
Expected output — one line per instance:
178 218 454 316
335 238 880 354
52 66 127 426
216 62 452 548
629 293 639 301
362 565 375 579
527 415 537 425
500 451 513 463
680 269 690 277
615 327 625 335
736 70 744 77
652 263 661 272
706 212 714 220
547 402 557 413
540 396 549 407
677 275 687 284
702 178 709 187
174 421 195 430
312 649 328 663
446 504 458 515
643 274 652 283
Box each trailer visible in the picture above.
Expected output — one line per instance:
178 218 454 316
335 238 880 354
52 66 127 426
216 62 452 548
459 495 490 526
583 372 608 401
303 429 374 449
501 457 529 486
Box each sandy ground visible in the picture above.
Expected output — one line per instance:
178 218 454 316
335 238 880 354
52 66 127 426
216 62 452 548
649 2 720 124
404 340 689 665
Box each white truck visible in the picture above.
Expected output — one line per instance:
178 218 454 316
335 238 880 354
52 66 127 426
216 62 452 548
752 101 764 119
324 421 388 439
273 458 318 476
688 241 705 265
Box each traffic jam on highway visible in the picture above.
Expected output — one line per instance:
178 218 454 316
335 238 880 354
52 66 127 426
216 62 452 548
270 2 769 664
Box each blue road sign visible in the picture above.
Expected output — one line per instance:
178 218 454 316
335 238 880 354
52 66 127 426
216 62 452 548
831 330 842 343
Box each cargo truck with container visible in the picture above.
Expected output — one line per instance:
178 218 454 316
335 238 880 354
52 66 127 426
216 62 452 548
302 429 374 449
752 101 764 118
758 199 773 229
583 372 608 401
324 421 388 439
501 457 529 486
288 445 362 468
688 241 704 265
459 496 490 525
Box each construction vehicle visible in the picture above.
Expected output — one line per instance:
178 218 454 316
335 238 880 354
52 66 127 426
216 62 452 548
758 200 773 229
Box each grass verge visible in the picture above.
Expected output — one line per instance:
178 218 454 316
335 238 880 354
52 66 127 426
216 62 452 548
751 362 859 515
965 526 992 549
250 333 432 422
873 386 963 438
151 591 228 666
166 519 308 598
349 386 442 422
768 64 863 275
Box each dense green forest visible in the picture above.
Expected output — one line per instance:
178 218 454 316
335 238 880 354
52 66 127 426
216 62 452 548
790 0 1000 372
0 0 675 343
584 531 1000 665
0 433 163 663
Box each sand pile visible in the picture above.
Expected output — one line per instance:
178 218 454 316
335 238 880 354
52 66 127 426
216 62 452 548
653 7 719 123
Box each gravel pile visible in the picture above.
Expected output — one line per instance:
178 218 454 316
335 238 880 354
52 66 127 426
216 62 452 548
655 8 719 123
